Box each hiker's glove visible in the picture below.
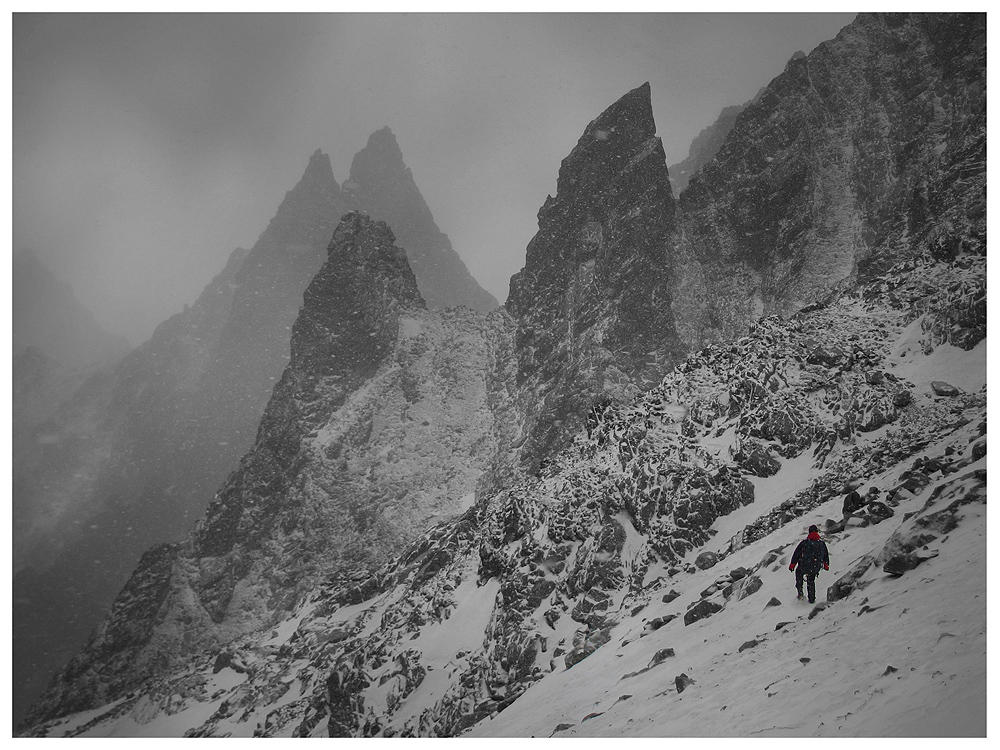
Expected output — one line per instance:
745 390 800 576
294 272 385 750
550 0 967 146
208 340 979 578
789 564 796 571
823 564 829 571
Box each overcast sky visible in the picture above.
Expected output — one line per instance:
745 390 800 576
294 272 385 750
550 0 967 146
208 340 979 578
13 12 857 345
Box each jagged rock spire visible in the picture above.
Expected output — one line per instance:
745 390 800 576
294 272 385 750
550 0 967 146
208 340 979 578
504 82 682 472
344 127 498 313
195 212 424 559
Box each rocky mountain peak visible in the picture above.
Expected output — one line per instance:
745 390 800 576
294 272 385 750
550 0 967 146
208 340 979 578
503 81 680 473
549 81 662 214
263 148 341 241
343 128 498 313
194 211 425 560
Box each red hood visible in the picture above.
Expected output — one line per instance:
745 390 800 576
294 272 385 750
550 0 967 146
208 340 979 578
808 531 821 540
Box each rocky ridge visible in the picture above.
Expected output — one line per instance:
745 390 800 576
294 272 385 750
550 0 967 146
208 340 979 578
670 13 985 351
667 99 752 196
23 243 985 737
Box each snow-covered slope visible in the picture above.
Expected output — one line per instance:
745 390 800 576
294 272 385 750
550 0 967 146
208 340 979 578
25 247 985 737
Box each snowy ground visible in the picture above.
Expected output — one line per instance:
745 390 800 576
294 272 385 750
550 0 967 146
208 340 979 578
30 309 989 739
469 425 988 737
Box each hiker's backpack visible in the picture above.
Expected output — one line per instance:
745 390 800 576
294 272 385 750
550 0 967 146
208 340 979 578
799 539 826 573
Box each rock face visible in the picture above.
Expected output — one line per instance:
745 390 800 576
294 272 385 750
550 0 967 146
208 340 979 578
667 100 752 195
671 13 986 351
505 82 683 472
344 127 498 313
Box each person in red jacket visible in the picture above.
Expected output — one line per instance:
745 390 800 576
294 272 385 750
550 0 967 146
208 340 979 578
789 525 830 604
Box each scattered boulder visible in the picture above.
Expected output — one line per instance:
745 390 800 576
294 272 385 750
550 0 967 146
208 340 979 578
883 551 937 576
800 657 811 664
544 608 562 629
882 665 899 677
661 589 681 604
875 529 938 568
738 639 758 653
729 567 749 581
695 551 720 570
212 651 235 674
807 344 847 368
893 390 913 407
931 381 960 397
735 575 763 601
828 554 875 602
674 673 695 694
764 597 782 609
971 439 986 461
683 599 723 626
642 614 678 635
648 648 675 667
775 621 793 631
808 602 831 619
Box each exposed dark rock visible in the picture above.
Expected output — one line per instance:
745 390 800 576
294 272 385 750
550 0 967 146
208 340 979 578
893 390 913 407
505 82 682 470
674 673 695 694
564 626 613 669
931 381 961 397
683 599 723 626
883 552 936 576
734 440 782 477
738 640 759 653
643 649 674 670
828 554 876 602
808 602 831 619
971 439 986 461
694 551 720 570
724 575 763 601
668 101 752 195
661 589 681 603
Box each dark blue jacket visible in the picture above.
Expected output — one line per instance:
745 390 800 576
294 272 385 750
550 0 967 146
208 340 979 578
791 535 829 573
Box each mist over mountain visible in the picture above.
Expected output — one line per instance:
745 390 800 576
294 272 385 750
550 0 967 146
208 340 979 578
11 136 497 726
11 251 130 431
13 250 131 369
16 12 985 738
